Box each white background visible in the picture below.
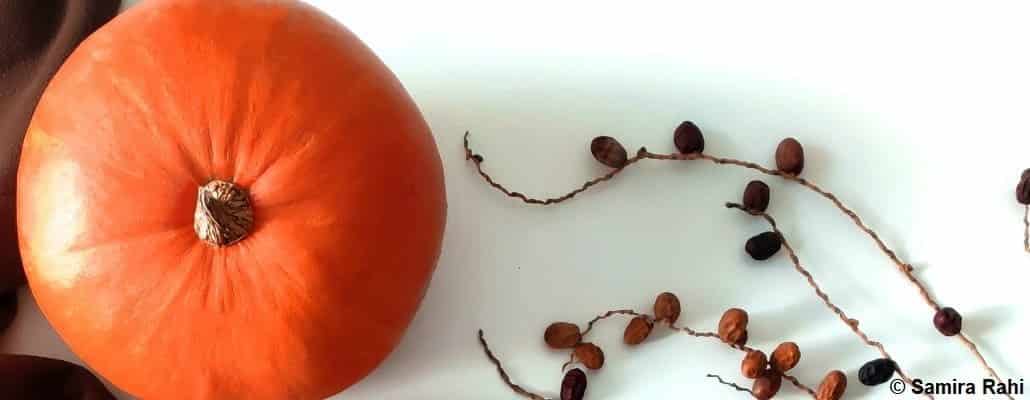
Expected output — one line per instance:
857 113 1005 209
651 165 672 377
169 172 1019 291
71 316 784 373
3 1 1029 399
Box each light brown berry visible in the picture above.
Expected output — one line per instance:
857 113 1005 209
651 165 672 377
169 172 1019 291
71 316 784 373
545 322 582 349
775 137 804 175
623 316 653 345
770 342 801 372
816 370 847 400
653 292 681 324
752 370 783 400
574 342 605 370
718 308 749 344
741 350 768 379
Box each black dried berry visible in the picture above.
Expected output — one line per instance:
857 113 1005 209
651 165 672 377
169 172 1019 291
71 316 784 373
742 180 771 212
745 231 782 260
590 136 629 168
858 358 896 386
1017 169 1030 205
933 307 962 336
673 121 705 154
561 368 588 400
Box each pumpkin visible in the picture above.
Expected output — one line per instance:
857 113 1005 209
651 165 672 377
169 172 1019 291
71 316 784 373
0 0 121 292
17 0 447 398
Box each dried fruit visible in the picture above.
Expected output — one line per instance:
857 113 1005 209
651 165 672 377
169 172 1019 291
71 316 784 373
933 307 962 336
653 292 681 323
623 316 653 345
745 231 782 261
574 342 605 370
735 329 749 346
1017 169 1030 205
858 358 896 386
590 136 629 168
673 121 705 154
752 370 783 400
545 322 582 349
560 368 588 400
775 137 804 175
742 180 771 212
718 308 749 345
816 370 848 400
741 350 768 379
770 342 800 372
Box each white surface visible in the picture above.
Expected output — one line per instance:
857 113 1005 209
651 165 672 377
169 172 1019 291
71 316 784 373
4 1 1030 399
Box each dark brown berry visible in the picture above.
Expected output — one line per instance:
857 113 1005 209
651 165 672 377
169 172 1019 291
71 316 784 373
770 342 800 372
0 290 16 334
742 180 771 212
623 316 653 345
775 137 804 175
745 231 782 261
1017 169 1030 205
858 358 896 386
673 121 704 154
0 354 116 400
741 350 768 379
817 370 848 400
752 370 783 400
718 308 749 345
545 322 582 349
590 136 628 168
560 368 588 400
933 307 962 336
470 154 484 163
574 342 605 370
653 292 681 324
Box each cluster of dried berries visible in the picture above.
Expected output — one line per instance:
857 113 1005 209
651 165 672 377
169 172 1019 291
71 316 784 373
465 120 1011 399
481 292 846 400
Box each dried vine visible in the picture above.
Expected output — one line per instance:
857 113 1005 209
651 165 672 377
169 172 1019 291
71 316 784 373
464 125 1011 394
725 202 929 399
479 292 835 400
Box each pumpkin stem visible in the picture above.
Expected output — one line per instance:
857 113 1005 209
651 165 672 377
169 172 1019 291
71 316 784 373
193 180 254 246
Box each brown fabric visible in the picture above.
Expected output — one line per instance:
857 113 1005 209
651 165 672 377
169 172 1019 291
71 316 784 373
0 1 121 291
0 354 116 400
0 290 15 334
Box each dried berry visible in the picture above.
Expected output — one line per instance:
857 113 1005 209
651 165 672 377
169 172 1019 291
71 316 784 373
752 370 783 400
718 308 749 345
741 350 768 379
817 370 848 400
735 329 749 346
673 121 705 154
653 292 681 323
545 322 582 349
933 307 962 336
775 137 804 175
623 316 653 345
560 368 588 400
745 231 782 261
574 342 605 370
770 342 800 372
858 358 896 386
742 180 771 212
590 136 628 168
0 290 16 334
1017 169 1030 205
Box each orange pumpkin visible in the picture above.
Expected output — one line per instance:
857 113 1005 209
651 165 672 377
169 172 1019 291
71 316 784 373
17 1 446 399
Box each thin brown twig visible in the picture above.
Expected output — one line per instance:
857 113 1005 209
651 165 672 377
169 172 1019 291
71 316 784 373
566 309 817 397
463 133 940 313
478 329 550 400
581 309 645 337
1023 205 1028 253
706 373 755 397
956 332 1011 399
727 202 933 399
